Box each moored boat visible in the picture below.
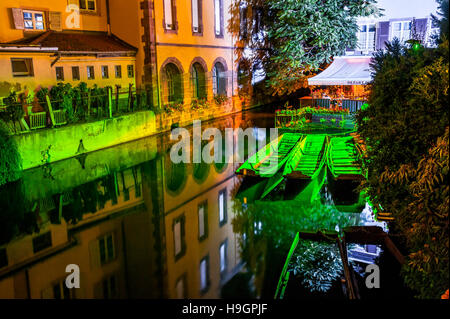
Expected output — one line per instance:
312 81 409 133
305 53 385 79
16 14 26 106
236 133 303 178
283 134 328 179
327 135 364 181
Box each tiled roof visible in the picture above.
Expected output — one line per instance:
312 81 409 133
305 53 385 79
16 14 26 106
7 31 137 53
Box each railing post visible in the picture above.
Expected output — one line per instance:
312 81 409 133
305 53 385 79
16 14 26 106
87 91 91 121
127 83 133 112
108 87 113 118
46 94 56 127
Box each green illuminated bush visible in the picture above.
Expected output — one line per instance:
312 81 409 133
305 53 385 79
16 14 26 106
355 5 449 297
0 120 22 186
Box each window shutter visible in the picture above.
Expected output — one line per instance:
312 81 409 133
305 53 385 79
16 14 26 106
376 21 390 50
192 0 199 30
11 8 24 30
49 12 62 31
214 0 221 35
164 0 173 29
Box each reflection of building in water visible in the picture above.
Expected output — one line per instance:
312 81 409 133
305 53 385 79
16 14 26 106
0 114 247 299
160 118 245 298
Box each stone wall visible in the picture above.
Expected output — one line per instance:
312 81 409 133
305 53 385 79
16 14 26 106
14 110 157 170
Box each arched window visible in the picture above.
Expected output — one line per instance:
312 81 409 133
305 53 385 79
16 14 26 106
237 60 250 91
212 62 227 96
191 62 207 99
163 63 183 104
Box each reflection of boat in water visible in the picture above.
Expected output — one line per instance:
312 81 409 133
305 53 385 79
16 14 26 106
236 133 302 178
283 134 327 180
326 136 364 206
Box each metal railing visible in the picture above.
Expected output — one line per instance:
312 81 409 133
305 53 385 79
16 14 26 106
30 112 47 129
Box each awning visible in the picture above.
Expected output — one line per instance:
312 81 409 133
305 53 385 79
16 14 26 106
308 56 372 86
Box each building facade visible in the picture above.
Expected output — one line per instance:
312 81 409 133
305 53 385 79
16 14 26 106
0 0 241 113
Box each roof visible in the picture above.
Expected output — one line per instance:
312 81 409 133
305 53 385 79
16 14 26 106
6 31 137 54
308 56 372 86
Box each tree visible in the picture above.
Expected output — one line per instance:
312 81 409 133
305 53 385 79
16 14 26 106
355 9 449 296
0 120 22 186
229 0 380 95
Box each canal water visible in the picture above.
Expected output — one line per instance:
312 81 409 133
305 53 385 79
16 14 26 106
0 107 397 299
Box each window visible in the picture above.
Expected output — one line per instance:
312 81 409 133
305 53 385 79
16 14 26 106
23 10 45 31
102 275 117 299
53 280 73 299
175 274 187 299
163 63 183 103
102 65 109 79
115 65 122 78
192 0 202 33
173 215 186 260
33 232 52 253
87 66 95 80
72 66 80 81
199 255 210 293
198 201 208 241
0 248 7 269
212 62 227 96
79 0 97 12
191 62 206 99
55 67 64 81
239 5 248 39
357 23 376 51
214 0 223 36
218 188 227 226
392 21 412 43
98 233 115 265
11 58 34 77
219 240 227 275
164 0 176 30
127 65 134 78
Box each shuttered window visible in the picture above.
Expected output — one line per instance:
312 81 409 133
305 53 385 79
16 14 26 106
23 10 45 31
11 58 34 77
214 0 223 36
164 0 174 30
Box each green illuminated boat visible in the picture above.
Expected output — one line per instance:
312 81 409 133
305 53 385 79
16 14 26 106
236 133 303 178
327 136 364 181
283 134 328 179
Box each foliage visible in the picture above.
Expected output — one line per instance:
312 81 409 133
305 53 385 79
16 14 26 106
1 92 25 131
378 128 449 298
355 33 449 297
229 0 379 95
289 241 344 292
232 192 361 293
432 0 449 43
213 94 228 105
0 120 22 186
276 107 349 116
163 101 184 114
191 97 208 110
0 179 37 245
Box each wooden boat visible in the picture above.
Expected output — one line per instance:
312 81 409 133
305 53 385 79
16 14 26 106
236 133 303 178
283 134 328 179
327 136 364 181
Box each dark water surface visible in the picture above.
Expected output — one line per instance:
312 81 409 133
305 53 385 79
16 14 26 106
0 108 389 299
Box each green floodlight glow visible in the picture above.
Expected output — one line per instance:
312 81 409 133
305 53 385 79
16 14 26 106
274 232 300 299
361 103 369 111
412 43 421 51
